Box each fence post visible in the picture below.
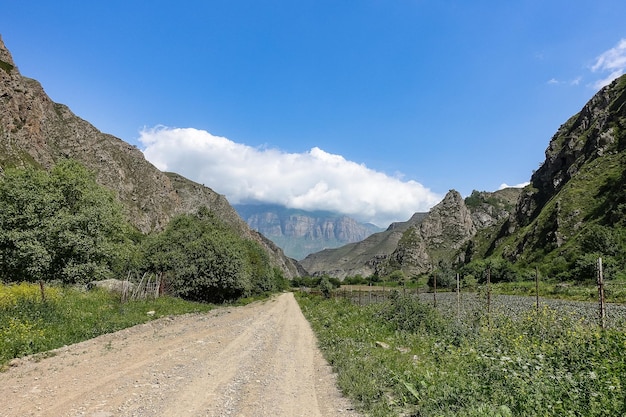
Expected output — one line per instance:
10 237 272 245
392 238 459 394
535 266 539 314
456 273 460 320
597 257 606 329
433 273 437 308
486 267 491 328
39 280 46 303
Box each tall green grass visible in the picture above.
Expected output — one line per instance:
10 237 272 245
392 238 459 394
0 282 213 367
298 291 626 417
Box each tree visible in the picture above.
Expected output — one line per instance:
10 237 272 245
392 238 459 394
319 276 333 299
0 161 136 283
144 207 286 303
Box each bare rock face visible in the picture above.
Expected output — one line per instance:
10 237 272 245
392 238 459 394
299 213 425 279
302 188 521 279
0 35 300 278
514 75 626 229
236 204 383 260
385 190 476 276
0 36 180 232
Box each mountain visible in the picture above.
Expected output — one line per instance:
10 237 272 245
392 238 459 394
0 35 301 279
299 212 426 279
303 75 626 282
234 204 384 260
478 74 626 279
301 188 518 279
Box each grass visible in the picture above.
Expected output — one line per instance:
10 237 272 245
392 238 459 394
0 282 214 367
297 291 626 417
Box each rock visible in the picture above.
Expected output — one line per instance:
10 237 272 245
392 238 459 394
88 279 135 294
375 341 390 349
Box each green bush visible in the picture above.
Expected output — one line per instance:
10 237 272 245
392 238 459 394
144 207 282 303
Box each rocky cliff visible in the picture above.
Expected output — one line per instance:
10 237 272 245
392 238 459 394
491 74 626 266
301 188 519 279
0 35 300 278
235 204 383 260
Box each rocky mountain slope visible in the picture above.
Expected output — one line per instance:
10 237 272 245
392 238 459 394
304 75 626 282
235 204 383 260
299 212 426 279
301 188 518 279
481 74 626 276
0 35 300 278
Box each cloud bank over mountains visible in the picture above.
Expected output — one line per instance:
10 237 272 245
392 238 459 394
140 126 442 227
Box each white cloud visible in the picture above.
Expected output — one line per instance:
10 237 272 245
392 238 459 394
590 39 626 89
499 182 529 190
139 126 441 227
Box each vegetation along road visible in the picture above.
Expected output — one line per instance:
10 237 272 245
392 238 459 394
0 293 361 417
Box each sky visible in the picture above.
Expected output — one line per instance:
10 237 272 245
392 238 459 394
2 1 626 227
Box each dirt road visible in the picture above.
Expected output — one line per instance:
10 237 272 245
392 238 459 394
1 293 361 417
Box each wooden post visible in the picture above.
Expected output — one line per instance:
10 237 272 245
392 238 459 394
597 257 606 329
486 267 491 328
39 280 46 303
456 273 460 320
433 273 437 308
358 288 362 306
535 266 540 314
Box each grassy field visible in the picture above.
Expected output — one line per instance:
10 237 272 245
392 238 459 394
0 282 214 367
297 291 626 417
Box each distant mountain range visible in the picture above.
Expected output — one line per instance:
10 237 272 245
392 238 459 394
234 204 383 260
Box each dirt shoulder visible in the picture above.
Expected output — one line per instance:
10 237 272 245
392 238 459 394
0 293 361 417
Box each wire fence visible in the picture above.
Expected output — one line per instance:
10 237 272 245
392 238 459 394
309 258 626 329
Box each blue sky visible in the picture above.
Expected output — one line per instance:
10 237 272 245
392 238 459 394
2 1 626 226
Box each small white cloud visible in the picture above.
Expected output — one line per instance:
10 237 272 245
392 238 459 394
547 78 560 85
591 69 624 90
590 39 626 89
499 182 529 190
139 126 442 226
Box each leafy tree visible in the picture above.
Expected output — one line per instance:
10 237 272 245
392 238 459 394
145 207 283 302
319 276 333 298
580 224 619 256
0 160 136 283
243 240 288 293
344 275 367 285
388 270 406 284
145 210 251 302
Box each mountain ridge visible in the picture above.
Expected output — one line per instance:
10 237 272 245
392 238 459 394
234 203 383 260
302 75 626 282
0 35 301 279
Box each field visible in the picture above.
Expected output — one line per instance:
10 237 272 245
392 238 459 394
297 290 626 417
0 282 213 367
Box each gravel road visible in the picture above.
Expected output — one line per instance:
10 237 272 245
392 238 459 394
0 293 361 417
